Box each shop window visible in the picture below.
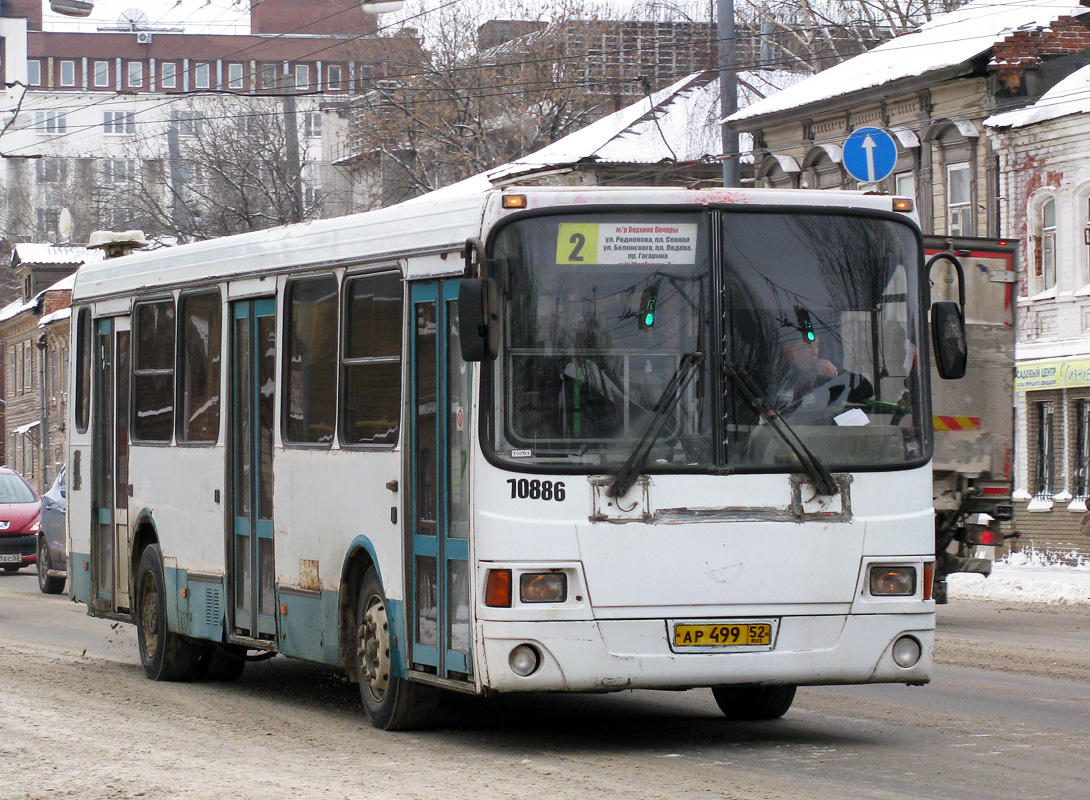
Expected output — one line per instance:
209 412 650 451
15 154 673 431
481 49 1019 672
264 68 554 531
1075 399 1090 499
1034 401 1055 498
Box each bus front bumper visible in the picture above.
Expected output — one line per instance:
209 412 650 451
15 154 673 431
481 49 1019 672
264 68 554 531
477 612 933 693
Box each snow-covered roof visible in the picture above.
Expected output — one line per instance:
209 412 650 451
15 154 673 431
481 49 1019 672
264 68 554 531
0 271 79 325
404 69 804 204
728 0 1090 124
11 243 105 268
985 63 1090 128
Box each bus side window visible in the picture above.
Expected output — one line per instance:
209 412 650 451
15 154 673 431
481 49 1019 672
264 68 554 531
177 291 221 443
284 275 338 445
132 299 175 442
341 272 402 447
74 306 92 433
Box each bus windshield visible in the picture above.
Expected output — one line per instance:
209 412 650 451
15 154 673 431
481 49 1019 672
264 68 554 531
486 209 929 473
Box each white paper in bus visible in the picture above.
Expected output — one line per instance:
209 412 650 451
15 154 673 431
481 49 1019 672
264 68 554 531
556 222 698 266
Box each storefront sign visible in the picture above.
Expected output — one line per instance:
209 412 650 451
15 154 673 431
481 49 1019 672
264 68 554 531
1016 357 1090 391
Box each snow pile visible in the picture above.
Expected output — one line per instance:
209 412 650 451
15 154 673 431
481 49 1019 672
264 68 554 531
948 549 1090 605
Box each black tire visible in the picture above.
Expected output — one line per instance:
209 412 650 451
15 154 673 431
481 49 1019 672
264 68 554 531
356 567 438 730
712 685 797 720
135 544 202 681
37 536 65 595
195 644 247 682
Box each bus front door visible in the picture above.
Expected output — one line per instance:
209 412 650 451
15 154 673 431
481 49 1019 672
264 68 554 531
229 299 277 641
91 317 131 613
409 280 472 681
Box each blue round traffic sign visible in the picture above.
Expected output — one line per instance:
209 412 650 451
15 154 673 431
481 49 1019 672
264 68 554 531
842 127 898 183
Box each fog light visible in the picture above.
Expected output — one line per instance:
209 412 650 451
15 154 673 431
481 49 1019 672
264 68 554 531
869 566 917 596
520 572 567 603
509 644 540 677
892 635 922 668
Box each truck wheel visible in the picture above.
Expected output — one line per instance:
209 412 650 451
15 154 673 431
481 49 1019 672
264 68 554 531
37 536 65 594
712 685 796 720
136 544 202 681
355 567 438 730
196 644 247 682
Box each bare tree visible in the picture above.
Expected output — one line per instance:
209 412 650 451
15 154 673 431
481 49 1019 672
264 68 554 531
96 96 328 243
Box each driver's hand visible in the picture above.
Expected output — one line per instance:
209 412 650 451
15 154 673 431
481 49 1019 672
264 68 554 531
816 359 839 379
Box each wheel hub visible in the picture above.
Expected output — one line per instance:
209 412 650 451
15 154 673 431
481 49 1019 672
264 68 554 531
358 595 391 701
140 573 160 657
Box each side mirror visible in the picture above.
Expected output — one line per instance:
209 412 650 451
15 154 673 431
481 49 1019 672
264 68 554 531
931 300 967 379
458 278 499 362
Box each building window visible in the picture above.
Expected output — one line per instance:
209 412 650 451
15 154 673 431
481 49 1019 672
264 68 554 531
193 62 210 90
27 60 42 86
127 61 143 88
35 111 67 135
1075 399 1090 499
178 291 221 443
24 342 32 390
260 63 279 90
1034 401 1055 498
36 158 63 183
947 163 971 236
294 63 309 90
304 184 322 209
104 111 136 134
103 159 136 183
341 272 402 447
59 60 76 87
327 64 343 90
1040 197 1057 290
304 112 321 139
284 276 338 445
895 171 916 203
133 299 175 442
227 62 244 90
94 60 110 88
37 208 61 239
160 61 177 89
175 111 202 137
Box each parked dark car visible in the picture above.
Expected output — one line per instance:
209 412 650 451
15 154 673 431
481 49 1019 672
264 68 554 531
0 468 41 575
38 466 66 594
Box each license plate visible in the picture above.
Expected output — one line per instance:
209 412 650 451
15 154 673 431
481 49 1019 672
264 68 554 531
0 554 21 563
671 620 777 651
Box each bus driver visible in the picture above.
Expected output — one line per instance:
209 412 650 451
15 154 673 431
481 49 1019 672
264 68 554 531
773 331 874 424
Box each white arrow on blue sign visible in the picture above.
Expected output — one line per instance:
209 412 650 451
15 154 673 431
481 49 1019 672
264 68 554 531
842 127 898 184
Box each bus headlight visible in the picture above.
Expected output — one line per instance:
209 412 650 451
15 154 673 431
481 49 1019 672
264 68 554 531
892 635 922 668
520 572 567 603
509 644 540 677
869 566 917 596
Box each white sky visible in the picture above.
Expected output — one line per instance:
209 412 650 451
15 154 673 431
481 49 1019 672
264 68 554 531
42 1 254 35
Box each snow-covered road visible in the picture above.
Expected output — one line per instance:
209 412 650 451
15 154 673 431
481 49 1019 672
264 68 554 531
948 549 1090 605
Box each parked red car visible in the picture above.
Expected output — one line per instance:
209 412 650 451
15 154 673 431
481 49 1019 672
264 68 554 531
0 468 41 573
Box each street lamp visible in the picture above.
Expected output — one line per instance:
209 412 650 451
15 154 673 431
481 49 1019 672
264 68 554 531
49 1 94 17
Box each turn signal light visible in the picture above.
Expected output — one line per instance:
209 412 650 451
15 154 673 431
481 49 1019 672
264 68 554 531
485 569 512 607
923 562 934 601
869 566 917 596
502 194 527 209
892 197 914 212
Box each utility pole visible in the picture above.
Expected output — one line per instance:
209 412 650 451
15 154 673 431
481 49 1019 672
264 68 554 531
282 75 304 224
718 0 739 188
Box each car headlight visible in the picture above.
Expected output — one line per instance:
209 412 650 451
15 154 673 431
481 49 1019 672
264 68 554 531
869 566 917 596
28 520 40 533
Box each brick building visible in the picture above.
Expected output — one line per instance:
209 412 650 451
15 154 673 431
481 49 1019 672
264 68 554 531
986 65 1090 555
0 0 425 244
0 244 102 492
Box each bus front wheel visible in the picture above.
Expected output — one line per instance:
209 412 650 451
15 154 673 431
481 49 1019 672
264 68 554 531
355 567 438 730
136 544 202 681
712 685 797 720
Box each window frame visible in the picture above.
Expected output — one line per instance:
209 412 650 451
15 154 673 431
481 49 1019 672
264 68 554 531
946 163 972 237
282 274 340 447
1040 196 1057 291
93 60 110 88
176 289 222 445
27 59 42 86
227 62 244 90
1034 400 1055 499
75 307 92 433
193 62 211 90
59 59 76 87
131 297 177 444
294 63 309 90
104 110 136 135
1075 398 1090 500
160 61 177 89
327 64 343 90
339 268 404 450
126 60 143 88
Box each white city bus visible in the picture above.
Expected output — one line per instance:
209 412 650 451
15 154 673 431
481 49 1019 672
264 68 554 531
67 186 954 730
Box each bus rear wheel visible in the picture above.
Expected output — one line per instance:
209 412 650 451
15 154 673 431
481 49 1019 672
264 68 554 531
355 567 438 730
712 685 797 720
136 544 202 682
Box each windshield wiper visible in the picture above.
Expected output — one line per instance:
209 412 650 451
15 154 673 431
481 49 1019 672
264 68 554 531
725 362 839 497
609 352 704 498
